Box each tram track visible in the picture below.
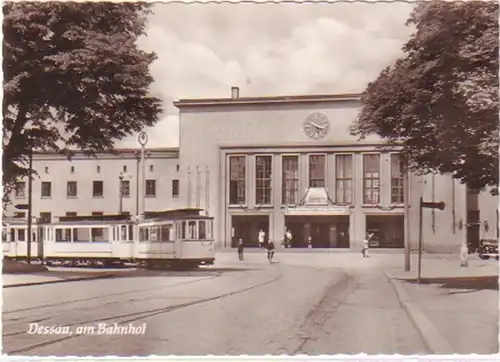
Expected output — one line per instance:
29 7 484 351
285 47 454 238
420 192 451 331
4 274 283 355
3 272 223 316
4 269 257 331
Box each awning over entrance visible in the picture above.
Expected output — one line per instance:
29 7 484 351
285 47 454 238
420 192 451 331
284 206 350 216
284 187 351 216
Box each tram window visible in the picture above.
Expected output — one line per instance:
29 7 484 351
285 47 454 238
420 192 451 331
129 225 134 241
10 229 15 242
188 221 196 239
2 229 8 242
140 228 149 242
92 227 104 241
150 227 159 241
18 229 26 242
121 225 127 241
91 228 107 242
161 225 171 242
64 229 71 241
72 229 80 242
55 228 70 242
181 221 186 239
199 221 207 239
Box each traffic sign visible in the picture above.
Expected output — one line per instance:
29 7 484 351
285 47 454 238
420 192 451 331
421 201 445 210
15 204 29 210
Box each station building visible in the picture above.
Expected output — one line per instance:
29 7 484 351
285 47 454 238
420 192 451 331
4 88 498 253
175 88 499 252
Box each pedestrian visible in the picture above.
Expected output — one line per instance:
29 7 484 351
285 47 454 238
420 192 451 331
286 229 293 248
362 233 373 258
258 229 265 248
266 239 276 263
237 239 244 261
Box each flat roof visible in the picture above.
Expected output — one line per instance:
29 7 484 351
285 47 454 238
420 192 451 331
174 93 362 109
33 147 179 156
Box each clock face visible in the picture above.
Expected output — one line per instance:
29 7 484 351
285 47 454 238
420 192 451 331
304 113 330 140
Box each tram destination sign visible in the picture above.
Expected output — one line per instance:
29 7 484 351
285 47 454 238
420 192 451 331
15 204 29 210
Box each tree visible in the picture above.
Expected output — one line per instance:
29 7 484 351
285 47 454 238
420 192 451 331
3 2 162 203
350 0 499 193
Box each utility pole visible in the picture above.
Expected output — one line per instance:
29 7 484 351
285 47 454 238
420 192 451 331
404 154 411 271
196 166 201 208
27 150 33 264
187 167 192 208
205 166 210 216
137 132 148 220
119 173 124 214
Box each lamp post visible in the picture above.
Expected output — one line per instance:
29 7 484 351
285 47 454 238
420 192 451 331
137 132 148 220
26 149 33 264
119 172 124 214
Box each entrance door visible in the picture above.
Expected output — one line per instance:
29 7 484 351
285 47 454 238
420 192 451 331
231 215 269 247
337 222 350 248
311 223 329 248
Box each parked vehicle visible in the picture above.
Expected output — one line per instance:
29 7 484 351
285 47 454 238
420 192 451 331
478 239 499 260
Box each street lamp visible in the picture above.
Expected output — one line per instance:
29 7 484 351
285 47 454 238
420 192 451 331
119 172 124 214
137 132 148 220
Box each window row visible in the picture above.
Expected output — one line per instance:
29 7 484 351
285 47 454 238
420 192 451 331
40 164 169 174
15 179 181 199
228 153 405 206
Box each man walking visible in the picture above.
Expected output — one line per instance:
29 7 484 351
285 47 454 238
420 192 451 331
237 239 244 261
362 232 374 258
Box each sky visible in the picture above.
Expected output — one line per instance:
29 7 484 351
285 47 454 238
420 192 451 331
118 2 416 149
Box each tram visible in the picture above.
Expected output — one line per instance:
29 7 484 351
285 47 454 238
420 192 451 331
136 208 215 269
2 218 42 261
2 208 216 269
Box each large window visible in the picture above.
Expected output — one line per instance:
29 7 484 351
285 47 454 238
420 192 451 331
41 182 52 198
255 155 272 205
121 180 130 197
363 154 380 204
172 179 180 198
145 180 156 197
336 155 353 204
15 182 26 198
67 181 77 198
229 156 246 205
309 155 326 187
39 212 51 223
391 154 405 204
93 181 103 197
282 156 299 205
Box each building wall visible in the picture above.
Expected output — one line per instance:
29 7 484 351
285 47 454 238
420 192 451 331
5 148 184 221
177 92 498 253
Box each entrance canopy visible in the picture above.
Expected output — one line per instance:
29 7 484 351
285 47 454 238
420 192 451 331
284 187 351 216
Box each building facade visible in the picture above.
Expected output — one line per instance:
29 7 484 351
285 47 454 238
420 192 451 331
5 148 184 222
4 89 498 253
175 89 499 252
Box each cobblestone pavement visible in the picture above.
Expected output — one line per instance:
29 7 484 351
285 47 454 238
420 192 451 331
400 280 498 354
3 252 427 356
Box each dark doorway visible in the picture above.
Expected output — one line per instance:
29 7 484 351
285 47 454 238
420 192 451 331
365 215 404 248
337 221 350 248
231 215 269 247
284 215 350 248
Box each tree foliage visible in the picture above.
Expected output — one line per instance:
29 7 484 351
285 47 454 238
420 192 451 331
3 2 162 202
351 0 499 193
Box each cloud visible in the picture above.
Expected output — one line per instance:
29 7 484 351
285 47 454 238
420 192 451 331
118 2 415 148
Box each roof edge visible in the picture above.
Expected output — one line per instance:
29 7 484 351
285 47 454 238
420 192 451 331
174 93 362 109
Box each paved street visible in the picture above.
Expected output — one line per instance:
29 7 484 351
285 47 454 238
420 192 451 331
3 252 430 356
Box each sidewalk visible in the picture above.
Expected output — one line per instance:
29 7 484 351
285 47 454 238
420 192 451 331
385 255 499 354
2 268 135 288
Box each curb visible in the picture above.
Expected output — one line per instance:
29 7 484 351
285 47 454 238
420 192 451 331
384 271 455 354
3 273 115 288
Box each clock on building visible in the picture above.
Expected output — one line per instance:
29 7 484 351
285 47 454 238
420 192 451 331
303 113 330 140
